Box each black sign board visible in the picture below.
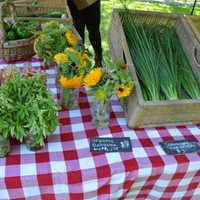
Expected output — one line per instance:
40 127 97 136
160 140 200 155
90 137 132 152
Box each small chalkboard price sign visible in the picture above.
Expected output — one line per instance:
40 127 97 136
90 137 132 152
160 140 200 155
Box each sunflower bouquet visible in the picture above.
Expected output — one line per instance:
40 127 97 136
34 21 79 65
55 47 92 109
84 60 134 128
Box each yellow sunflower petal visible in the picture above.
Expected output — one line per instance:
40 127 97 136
54 53 69 64
65 31 77 46
84 68 103 87
59 75 83 88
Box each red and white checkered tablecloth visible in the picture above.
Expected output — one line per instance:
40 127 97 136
0 58 200 200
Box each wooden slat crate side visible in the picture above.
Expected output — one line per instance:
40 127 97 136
134 102 200 128
108 10 145 126
185 16 200 43
176 18 200 80
108 9 200 128
108 10 144 104
181 17 200 70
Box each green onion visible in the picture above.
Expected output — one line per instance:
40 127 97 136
154 29 179 100
175 37 200 99
121 11 161 100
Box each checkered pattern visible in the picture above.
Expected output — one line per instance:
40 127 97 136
0 58 200 200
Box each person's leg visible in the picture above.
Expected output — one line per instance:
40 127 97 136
67 0 85 42
84 1 103 66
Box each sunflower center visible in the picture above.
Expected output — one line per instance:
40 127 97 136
71 62 76 67
119 87 124 92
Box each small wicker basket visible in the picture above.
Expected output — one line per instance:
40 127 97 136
13 0 72 23
0 1 35 61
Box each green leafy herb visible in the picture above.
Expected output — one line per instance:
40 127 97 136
0 67 60 144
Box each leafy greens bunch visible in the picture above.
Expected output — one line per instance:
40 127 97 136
5 20 39 41
0 67 59 147
34 21 79 65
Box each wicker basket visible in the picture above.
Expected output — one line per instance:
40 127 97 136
0 1 35 61
13 0 72 23
12 0 82 44
108 9 200 128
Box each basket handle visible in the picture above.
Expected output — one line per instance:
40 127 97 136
0 0 16 45
193 47 200 67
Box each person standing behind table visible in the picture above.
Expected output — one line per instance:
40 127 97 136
67 0 103 67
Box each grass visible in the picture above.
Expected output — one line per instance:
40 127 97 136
85 0 200 61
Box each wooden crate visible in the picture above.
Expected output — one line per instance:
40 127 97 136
183 16 200 66
108 9 200 128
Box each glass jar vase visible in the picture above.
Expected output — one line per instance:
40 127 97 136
91 100 110 129
60 88 79 109
24 132 45 151
0 135 10 157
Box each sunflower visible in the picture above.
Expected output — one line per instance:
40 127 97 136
54 53 69 64
65 31 77 46
59 75 83 88
80 53 89 67
116 84 132 98
84 68 103 87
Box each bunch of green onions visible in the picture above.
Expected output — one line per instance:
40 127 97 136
120 8 200 100
121 11 160 100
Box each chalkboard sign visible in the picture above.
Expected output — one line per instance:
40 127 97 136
90 137 132 152
160 140 200 155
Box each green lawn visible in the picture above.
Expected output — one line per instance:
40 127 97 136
86 0 200 61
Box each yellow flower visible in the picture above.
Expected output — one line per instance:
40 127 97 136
95 89 106 101
65 31 77 46
54 53 69 64
59 75 83 88
116 84 132 98
80 53 89 67
84 68 103 87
